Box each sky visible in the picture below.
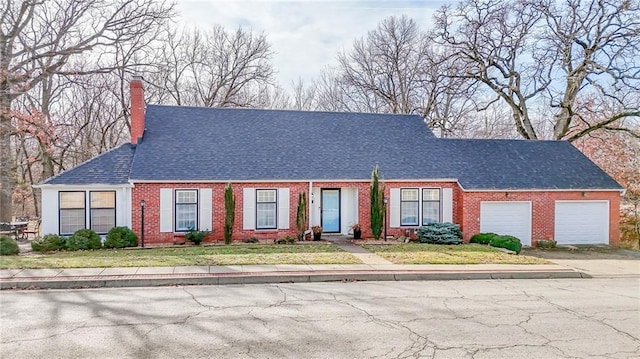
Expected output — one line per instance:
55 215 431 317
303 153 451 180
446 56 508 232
175 0 447 86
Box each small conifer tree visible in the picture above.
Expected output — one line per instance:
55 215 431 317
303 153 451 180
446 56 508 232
224 182 235 245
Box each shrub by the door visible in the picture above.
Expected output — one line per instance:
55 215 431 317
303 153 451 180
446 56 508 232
470 232 499 245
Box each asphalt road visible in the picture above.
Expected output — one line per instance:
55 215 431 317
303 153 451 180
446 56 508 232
1 279 639 358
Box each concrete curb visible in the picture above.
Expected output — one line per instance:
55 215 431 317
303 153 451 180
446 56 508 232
0 269 588 290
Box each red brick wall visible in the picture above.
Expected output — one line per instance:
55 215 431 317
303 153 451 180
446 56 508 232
460 191 621 246
131 182 620 246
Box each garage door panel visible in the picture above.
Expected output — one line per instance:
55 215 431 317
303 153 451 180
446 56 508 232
480 202 532 246
555 201 608 245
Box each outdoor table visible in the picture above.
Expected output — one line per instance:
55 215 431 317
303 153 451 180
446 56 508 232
9 221 29 241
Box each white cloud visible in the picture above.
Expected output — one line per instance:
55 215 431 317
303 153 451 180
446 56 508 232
175 0 442 86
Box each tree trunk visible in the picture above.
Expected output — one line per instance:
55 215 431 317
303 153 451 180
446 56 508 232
0 90 15 221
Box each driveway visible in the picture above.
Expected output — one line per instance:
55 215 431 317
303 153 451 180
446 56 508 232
1 279 639 358
522 247 640 278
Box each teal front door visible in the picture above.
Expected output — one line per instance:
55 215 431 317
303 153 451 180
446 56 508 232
321 189 341 233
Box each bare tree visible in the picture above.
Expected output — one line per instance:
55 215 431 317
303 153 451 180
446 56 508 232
337 15 430 114
533 0 640 140
0 0 174 221
146 26 275 108
432 0 640 141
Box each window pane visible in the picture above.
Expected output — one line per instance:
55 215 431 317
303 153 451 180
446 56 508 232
422 202 440 224
256 203 276 229
91 208 115 234
401 189 419 201
176 190 197 204
257 189 276 203
60 192 85 209
176 204 197 231
60 209 85 234
401 202 419 226
422 189 440 201
91 192 115 208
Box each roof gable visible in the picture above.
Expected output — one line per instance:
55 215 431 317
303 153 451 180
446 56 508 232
42 143 135 185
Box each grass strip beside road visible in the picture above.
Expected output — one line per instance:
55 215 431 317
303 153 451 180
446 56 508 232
0 244 361 269
363 243 549 264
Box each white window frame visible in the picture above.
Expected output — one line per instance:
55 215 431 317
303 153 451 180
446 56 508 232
421 188 442 225
256 189 277 230
90 191 116 234
399 187 443 227
400 188 419 226
175 189 198 232
59 191 86 235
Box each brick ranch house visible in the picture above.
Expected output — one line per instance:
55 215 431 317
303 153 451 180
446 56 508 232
36 77 624 246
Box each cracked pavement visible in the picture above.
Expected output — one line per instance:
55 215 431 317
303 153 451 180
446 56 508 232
1 278 639 358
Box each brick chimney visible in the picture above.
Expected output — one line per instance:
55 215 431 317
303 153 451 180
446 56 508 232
130 75 145 144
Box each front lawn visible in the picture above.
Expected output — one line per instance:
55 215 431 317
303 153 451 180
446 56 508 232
0 244 361 269
362 243 549 264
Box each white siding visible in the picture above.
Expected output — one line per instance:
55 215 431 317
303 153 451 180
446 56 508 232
389 188 401 228
243 188 255 230
199 188 213 231
277 188 290 229
159 188 173 233
442 188 453 223
40 188 59 235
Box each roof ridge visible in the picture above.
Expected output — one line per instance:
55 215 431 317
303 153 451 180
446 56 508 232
145 104 423 118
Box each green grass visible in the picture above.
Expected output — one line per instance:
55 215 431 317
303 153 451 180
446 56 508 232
362 243 549 264
0 244 361 269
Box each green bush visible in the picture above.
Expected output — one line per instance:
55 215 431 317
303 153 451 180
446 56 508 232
104 227 138 248
489 235 522 254
536 239 557 249
275 236 296 245
470 233 499 245
185 228 209 245
417 223 463 245
0 235 19 255
31 234 66 252
66 229 102 251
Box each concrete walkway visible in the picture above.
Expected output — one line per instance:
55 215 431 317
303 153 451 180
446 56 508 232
1 262 584 290
328 238 394 265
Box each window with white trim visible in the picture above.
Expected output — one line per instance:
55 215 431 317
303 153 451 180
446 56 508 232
400 189 419 226
90 191 116 234
422 188 441 225
256 189 277 229
59 192 86 235
175 189 198 231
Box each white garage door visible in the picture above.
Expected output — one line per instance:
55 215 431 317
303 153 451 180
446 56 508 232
480 202 532 246
555 201 609 245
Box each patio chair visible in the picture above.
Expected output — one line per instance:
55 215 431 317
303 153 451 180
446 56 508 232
22 219 40 240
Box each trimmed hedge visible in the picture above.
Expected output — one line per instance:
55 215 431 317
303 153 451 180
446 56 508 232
470 232 499 245
417 223 462 245
104 227 138 248
32 234 66 252
185 228 209 245
489 235 522 254
65 229 102 251
0 235 19 255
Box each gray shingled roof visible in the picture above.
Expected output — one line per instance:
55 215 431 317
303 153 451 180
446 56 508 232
43 143 135 185
47 105 621 190
126 105 621 190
